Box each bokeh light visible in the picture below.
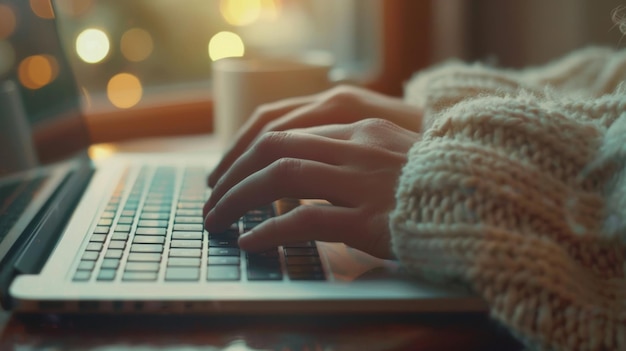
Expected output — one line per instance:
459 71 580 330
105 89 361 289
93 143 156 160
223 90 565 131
107 73 143 109
29 0 55 19
0 4 17 39
208 31 245 61
120 28 154 62
0 41 16 76
76 28 110 64
54 0 93 17
260 0 281 21
220 0 262 26
18 55 59 90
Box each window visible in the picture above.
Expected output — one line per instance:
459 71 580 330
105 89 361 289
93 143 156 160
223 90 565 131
0 0 432 142
52 0 382 112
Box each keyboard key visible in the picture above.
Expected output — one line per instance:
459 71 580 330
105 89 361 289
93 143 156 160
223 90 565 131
169 248 201 257
286 257 321 265
208 248 240 256
108 241 126 250
177 202 203 209
132 236 164 245
85 242 103 251
77 260 96 271
143 205 171 213
101 211 115 219
287 266 325 280
98 218 113 226
118 216 134 224
122 272 158 281
176 209 203 217
135 227 166 236
82 251 100 261
130 244 163 253
209 230 240 240
127 253 161 262
140 213 169 220
170 240 202 249
165 267 200 281
168 257 201 267
207 256 240 265
247 266 283 281
172 231 202 240
114 224 132 233
174 216 203 224
121 210 136 217
93 226 110 234
90 234 107 242
101 259 120 269
97 269 116 281
111 232 129 241
207 266 240 281
138 220 168 228
73 270 91 281
248 249 279 259
104 249 124 259
125 262 160 272
173 224 203 232
208 238 237 247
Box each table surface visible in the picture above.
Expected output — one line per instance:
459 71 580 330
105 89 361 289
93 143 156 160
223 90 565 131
0 134 522 351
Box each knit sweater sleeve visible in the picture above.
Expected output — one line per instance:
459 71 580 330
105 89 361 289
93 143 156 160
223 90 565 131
391 47 626 351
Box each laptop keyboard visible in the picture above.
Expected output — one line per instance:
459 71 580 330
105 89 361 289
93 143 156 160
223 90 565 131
0 175 47 243
73 166 325 283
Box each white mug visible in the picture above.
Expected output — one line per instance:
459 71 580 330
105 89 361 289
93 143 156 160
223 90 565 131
212 53 336 143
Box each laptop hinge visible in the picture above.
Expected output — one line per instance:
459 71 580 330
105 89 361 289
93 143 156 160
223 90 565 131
0 157 94 309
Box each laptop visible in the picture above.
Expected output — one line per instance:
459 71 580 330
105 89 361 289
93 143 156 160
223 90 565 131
0 0 485 314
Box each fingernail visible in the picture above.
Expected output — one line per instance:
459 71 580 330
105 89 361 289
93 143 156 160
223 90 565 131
238 231 254 247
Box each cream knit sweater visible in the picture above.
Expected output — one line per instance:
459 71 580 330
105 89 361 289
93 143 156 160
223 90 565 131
391 47 626 351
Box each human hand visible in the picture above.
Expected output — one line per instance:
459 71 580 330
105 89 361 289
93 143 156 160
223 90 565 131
203 118 420 259
207 85 422 187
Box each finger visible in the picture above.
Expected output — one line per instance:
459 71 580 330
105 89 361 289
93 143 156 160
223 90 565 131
204 159 359 233
206 131 351 212
238 205 393 258
208 95 315 187
204 128 406 216
209 93 366 188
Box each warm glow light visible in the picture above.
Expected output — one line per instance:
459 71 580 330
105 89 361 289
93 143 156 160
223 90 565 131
107 73 143 109
18 55 58 90
0 41 15 76
29 0 55 19
0 4 16 39
220 0 262 26
260 0 281 20
76 28 110 64
54 0 93 17
88 143 117 160
120 28 153 62
209 31 245 61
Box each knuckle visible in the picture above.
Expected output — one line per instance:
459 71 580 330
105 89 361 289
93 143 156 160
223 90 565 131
356 118 396 132
271 157 303 178
251 102 278 122
293 205 326 231
322 85 361 106
255 131 289 154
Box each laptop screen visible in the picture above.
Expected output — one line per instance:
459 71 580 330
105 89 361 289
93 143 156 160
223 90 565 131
0 0 89 172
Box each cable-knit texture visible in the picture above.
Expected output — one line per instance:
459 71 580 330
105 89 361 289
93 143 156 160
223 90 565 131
391 47 626 351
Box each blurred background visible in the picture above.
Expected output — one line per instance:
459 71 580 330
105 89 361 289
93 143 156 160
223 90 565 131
0 0 623 144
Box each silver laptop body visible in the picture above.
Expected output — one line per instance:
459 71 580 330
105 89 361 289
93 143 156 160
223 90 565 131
0 0 485 314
